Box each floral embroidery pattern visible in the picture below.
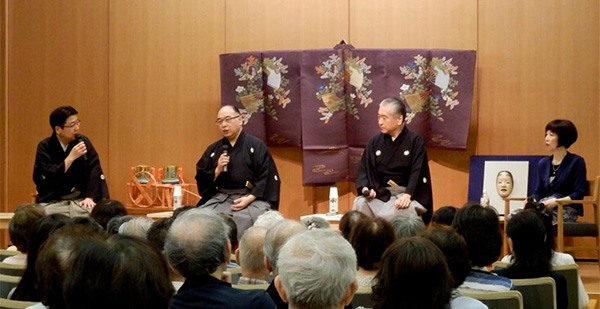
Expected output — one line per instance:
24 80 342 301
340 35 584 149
315 54 373 123
234 56 264 124
398 55 459 123
263 57 290 120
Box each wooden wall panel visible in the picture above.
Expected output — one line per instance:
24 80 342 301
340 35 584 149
225 0 349 219
6 0 109 211
108 0 225 206
349 0 477 50
478 0 599 176
1 0 6 212
349 0 478 209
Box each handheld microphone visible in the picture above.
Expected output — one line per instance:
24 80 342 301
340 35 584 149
222 145 229 172
76 134 87 161
362 187 371 197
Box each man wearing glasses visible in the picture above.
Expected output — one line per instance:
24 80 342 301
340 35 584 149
33 106 109 217
195 105 280 239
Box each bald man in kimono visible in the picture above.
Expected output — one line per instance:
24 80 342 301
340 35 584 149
196 105 280 238
353 98 433 224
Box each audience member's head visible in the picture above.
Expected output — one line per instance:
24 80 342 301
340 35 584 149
505 209 552 276
301 216 330 230
339 210 367 240
349 217 395 271
431 206 458 227
275 230 358 309
63 234 174 309
118 216 153 239
419 225 471 288
35 224 107 308
165 209 229 278
106 215 134 235
90 199 128 230
372 237 453 309
524 199 555 252
253 210 284 229
8 204 45 254
263 219 306 275
218 212 239 250
236 226 269 280
390 213 425 239
452 203 502 267
71 217 105 233
147 217 173 251
12 213 70 301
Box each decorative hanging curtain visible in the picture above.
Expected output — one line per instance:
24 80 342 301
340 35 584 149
220 43 476 185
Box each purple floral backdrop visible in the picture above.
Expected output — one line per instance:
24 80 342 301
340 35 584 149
220 44 476 184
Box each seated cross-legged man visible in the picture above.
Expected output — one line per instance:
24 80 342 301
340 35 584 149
34 106 109 217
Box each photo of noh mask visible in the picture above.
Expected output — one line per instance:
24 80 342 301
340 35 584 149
496 170 514 198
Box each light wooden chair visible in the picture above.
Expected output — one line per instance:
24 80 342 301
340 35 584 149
0 274 20 299
512 277 557 309
460 290 523 309
494 262 580 309
556 176 600 265
0 263 25 277
0 297 37 309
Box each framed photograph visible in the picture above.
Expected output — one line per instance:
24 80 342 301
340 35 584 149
468 156 546 215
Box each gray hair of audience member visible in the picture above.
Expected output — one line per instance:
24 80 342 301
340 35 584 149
165 208 229 277
253 210 285 229
263 219 306 274
276 230 357 309
238 226 268 273
106 215 134 235
390 213 425 239
118 216 153 239
301 216 330 230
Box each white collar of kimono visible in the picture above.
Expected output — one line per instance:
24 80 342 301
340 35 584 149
58 139 68 152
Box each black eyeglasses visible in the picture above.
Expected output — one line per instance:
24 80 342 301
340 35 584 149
215 115 240 126
63 120 81 128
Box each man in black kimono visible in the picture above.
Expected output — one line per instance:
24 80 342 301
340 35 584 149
196 105 280 238
353 98 433 224
33 106 109 217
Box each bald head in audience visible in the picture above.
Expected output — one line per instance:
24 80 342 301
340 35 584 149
165 208 276 308
236 226 269 282
275 230 358 309
166 209 229 278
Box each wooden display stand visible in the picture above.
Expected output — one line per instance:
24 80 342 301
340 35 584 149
126 166 200 213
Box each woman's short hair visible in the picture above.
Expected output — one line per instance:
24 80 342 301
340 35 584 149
8 205 45 253
372 237 453 309
35 224 107 307
390 213 425 239
545 119 578 148
339 210 368 240
431 206 458 227
90 199 128 230
349 217 396 270
419 226 471 287
506 209 552 276
452 203 502 267
64 234 174 309
11 214 71 301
